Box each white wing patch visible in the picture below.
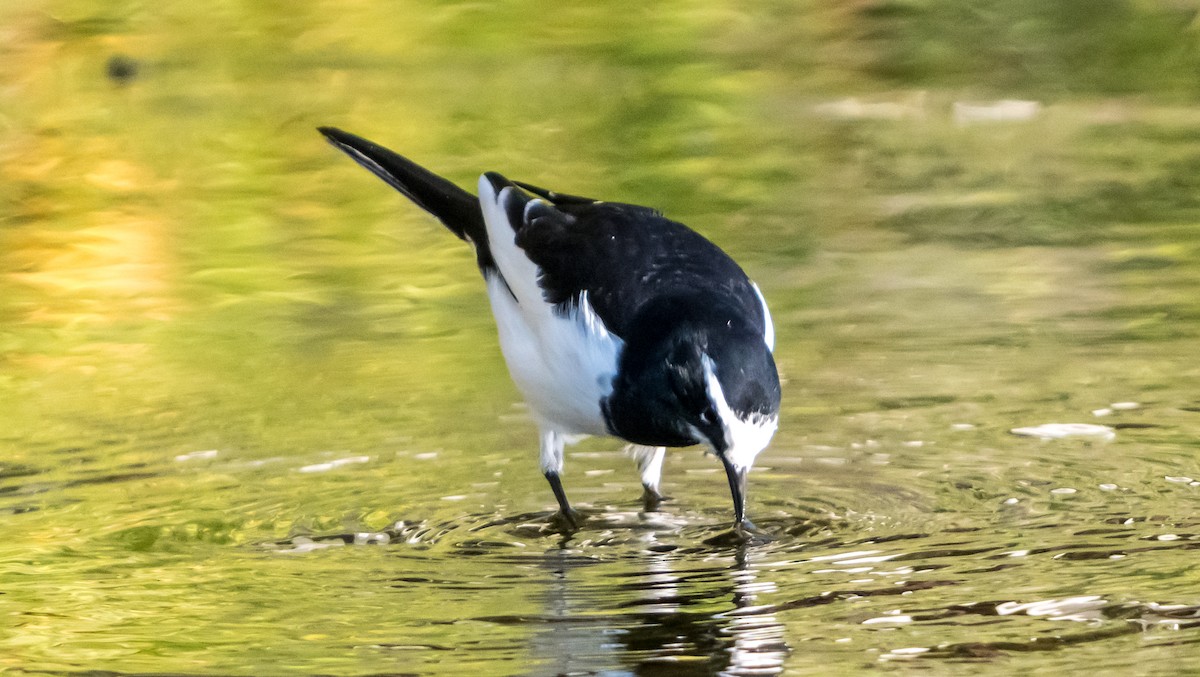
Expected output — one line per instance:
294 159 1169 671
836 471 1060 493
752 282 775 352
479 177 622 436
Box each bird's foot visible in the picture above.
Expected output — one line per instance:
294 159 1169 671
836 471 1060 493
701 519 774 547
640 486 670 512
547 508 581 534
734 518 774 544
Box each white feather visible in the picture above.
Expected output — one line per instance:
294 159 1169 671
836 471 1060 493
699 355 778 472
752 282 775 352
627 444 666 493
479 178 623 438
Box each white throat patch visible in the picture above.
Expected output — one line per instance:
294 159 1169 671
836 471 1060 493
700 354 779 471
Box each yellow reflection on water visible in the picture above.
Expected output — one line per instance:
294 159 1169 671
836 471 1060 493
9 209 176 325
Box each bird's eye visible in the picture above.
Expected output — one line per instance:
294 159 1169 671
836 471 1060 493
699 406 718 426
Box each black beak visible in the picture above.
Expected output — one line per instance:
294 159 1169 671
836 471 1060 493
720 454 750 528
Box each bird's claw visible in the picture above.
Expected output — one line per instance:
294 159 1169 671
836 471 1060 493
548 509 581 533
734 518 774 544
641 487 670 512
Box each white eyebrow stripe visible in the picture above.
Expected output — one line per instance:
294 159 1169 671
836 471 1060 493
701 355 734 451
700 355 779 471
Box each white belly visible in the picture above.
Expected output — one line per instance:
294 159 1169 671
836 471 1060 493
477 176 622 436
485 275 619 435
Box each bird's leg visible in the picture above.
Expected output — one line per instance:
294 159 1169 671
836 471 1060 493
540 429 578 529
629 445 667 511
544 472 577 530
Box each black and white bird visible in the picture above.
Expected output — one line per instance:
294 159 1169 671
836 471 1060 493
318 127 781 531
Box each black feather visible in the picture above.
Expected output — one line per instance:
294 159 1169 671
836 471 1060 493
498 183 767 343
318 127 497 273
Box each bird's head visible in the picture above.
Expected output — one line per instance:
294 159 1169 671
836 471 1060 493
661 326 780 525
603 304 781 527
665 331 780 462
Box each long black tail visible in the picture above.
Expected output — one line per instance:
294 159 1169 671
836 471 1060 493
317 127 495 272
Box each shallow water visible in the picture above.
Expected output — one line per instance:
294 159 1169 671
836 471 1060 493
4 2 1200 675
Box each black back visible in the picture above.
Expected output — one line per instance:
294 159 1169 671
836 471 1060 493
490 175 769 344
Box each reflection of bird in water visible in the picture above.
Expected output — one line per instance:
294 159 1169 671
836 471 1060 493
721 547 791 676
530 537 789 675
319 127 780 531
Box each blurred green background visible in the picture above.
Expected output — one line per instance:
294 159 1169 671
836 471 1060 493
3 1 1200 675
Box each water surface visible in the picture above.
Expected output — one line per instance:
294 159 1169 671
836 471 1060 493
4 2 1200 675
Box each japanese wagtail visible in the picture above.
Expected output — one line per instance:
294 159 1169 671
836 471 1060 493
319 127 781 531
